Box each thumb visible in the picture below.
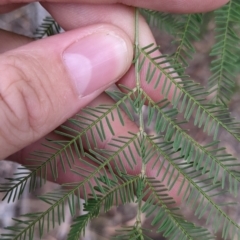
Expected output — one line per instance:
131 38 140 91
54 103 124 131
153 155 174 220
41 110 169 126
0 24 133 159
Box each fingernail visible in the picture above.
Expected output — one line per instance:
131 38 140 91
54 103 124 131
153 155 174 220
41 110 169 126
63 32 129 97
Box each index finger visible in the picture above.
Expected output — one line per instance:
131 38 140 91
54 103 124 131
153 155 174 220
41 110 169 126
1 0 229 13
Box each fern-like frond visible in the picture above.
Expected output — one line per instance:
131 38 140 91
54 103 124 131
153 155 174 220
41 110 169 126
138 43 240 142
140 9 179 36
67 175 140 240
209 0 240 105
0 188 80 240
0 133 140 239
147 135 240 239
0 212 46 240
2 4 240 240
66 198 99 240
143 177 214 240
0 91 135 202
34 16 61 39
141 10 202 67
172 14 202 66
144 92 240 196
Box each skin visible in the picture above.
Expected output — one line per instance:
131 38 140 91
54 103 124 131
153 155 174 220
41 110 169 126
0 0 229 204
0 0 229 13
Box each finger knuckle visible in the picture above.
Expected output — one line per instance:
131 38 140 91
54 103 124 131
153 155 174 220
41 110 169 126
0 54 52 141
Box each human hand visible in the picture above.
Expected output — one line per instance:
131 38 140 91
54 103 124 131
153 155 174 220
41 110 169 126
0 0 229 204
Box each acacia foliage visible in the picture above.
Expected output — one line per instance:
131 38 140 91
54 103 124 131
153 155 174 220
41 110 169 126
1 1 240 239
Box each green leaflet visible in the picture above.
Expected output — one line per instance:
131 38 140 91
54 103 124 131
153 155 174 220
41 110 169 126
67 176 140 240
209 0 240 105
34 16 61 39
141 9 202 68
138 43 240 142
143 178 214 240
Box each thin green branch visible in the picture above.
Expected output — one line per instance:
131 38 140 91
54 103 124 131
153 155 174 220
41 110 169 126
134 9 145 238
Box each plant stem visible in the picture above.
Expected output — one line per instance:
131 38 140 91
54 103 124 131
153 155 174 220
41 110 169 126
134 8 145 237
